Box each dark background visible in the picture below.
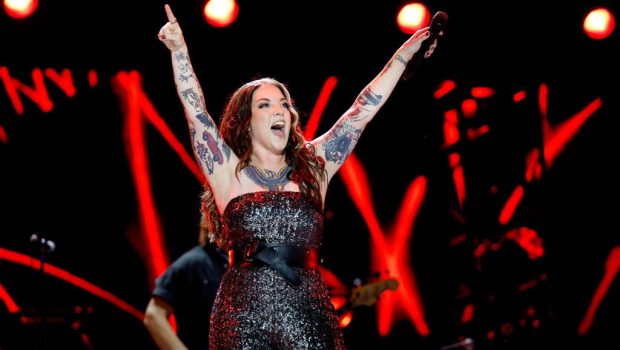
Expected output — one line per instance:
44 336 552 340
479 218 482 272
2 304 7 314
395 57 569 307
1 0 618 349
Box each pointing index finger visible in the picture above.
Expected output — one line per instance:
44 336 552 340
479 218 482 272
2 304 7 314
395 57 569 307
164 4 176 23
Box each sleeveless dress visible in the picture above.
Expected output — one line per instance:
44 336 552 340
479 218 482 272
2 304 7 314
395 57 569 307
209 191 346 350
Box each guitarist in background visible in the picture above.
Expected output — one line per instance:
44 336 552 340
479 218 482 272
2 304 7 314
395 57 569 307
143 212 229 350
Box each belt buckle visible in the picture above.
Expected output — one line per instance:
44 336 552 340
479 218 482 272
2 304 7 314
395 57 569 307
243 240 259 262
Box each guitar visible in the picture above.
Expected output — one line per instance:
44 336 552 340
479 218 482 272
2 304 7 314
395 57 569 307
334 277 399 328
319 267 399 328
349 278 399 307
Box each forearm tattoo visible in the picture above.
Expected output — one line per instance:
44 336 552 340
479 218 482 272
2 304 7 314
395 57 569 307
395 54 408 66
358 87 382 107
350 87 382 122
380 54 408 76
174 51 193 83
322 120 362 164
181 88 204 114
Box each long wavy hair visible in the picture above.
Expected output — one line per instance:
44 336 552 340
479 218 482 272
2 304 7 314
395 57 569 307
203 78 326 250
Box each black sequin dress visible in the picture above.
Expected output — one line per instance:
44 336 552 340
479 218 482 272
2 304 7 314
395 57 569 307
209 191 346 350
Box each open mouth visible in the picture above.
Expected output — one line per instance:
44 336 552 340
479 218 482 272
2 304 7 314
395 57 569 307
271 121 286 137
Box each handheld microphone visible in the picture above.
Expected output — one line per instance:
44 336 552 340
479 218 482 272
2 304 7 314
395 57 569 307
30 233 56 253
402 11 448 81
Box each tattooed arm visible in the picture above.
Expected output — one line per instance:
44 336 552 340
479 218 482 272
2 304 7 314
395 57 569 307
158 4 236 202
312 27 437 183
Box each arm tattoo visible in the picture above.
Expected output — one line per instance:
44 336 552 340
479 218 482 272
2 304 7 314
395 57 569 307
191 123 227 175
358 87 382 107
395 54 408 66
195 141 215 175
191 128 215 175
322 120 362 164
380 54 408 76
350 87 383 122
222 143 232 161
177 65 192 83
196 112 216 129
202 130 224 166
190 128 197 145
196 112 230 160
181 88 204 114
179 55 231 171
174 50 187 62
192 132 227 174
174 51 193 83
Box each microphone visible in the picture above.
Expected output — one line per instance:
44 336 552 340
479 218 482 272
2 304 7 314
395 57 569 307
402 11 448 81
30 233 56 253
440 337 474 350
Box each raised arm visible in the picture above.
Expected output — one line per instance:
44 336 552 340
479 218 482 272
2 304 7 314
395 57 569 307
312 28 436 183
158 4 236 202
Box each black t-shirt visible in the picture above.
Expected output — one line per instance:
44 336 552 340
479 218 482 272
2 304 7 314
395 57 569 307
153 244 228 350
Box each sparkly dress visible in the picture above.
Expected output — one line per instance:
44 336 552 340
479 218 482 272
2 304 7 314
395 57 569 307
209 191 346 350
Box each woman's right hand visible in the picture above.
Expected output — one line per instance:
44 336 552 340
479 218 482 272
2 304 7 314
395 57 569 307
158 4 186 51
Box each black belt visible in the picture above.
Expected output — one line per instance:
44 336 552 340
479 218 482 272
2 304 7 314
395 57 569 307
229 240 319 286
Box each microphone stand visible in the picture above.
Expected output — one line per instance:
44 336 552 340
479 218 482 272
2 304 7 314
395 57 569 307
38 241 48 350
32 233 53 350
